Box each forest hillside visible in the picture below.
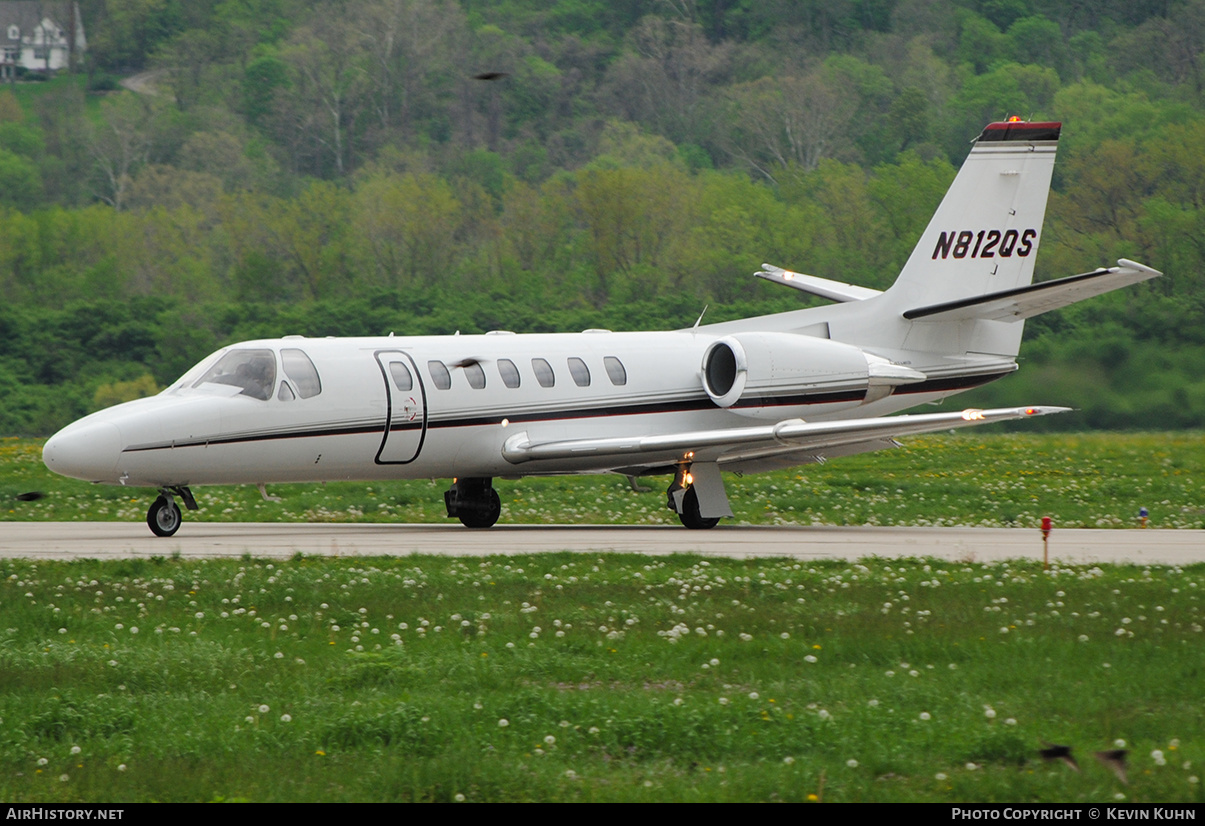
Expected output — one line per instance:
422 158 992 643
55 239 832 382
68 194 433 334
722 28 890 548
1 0 1203 434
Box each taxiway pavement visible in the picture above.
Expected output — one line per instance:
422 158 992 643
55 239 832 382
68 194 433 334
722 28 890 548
1 522 1201 565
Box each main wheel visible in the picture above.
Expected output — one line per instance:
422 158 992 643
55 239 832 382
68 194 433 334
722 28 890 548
147 496 182 537
458 489 501 529
678 487 720 530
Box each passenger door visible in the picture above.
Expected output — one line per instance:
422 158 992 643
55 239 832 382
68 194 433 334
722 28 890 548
374 350 427 464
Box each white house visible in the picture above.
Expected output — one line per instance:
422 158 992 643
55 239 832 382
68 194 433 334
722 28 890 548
0 1 85 79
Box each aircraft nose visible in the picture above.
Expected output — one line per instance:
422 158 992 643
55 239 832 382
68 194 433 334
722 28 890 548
42 422 123 483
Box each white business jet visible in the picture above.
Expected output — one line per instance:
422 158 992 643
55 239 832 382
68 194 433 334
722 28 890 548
43 119 1160 535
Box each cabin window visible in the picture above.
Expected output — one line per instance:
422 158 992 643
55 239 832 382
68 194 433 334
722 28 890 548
428 360 452 390
498 358 520 388
389 361 413 391
6 26 18 40
604 356 627 386
277 382 295 401
281 348 322 398
192 349 276 401
464 361 486 389
567 357 590 387
532 358 555 388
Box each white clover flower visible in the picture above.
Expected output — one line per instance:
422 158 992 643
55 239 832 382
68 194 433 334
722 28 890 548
70 746 81 755
258 704 269 714
966 762 978 771
935 772 948 781
749 691 759 700
280 714 292 723
117 764 127 772
1115 739 1127 748
1005 718 1017 726
588 727 600 735
780 632 790 639
783 756 795 765
846 759 859 768
718 697 729 705
804 654 817 663
709 658 719 666
498 718 509 727
985 708 997 719
544 735 556 745
454 793 466 802
37 757 48 766
919 712 932 721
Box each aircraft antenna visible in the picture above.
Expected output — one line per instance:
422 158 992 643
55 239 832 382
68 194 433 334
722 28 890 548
693 305 709 328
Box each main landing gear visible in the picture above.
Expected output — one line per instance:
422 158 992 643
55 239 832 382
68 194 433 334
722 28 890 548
666 470 719 530
666 462 731 530
444 477 502 528
146 486 198 537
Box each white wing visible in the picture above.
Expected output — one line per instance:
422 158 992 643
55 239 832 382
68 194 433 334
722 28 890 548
502 405 1068 466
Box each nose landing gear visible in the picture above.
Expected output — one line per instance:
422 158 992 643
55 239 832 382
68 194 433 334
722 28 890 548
146 486 198 537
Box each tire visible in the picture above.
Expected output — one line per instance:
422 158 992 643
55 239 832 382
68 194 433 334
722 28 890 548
458 489 501 529
147 496 182 537
678 487 720 530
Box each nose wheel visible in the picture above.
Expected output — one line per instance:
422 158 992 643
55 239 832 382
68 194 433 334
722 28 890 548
147 496 182 537
145 486 197 537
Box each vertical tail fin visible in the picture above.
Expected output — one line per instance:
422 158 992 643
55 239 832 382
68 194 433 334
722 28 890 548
882 120 1061 356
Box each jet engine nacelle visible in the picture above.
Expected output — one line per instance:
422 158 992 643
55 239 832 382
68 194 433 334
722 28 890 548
700 332 924 415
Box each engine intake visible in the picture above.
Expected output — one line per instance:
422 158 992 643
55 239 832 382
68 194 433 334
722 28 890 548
700 332 916 415
702 338 748 407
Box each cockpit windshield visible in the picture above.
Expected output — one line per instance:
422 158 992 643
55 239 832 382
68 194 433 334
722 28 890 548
191 349 277 400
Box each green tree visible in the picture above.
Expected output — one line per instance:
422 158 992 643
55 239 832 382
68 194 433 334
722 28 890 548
353 170 462 290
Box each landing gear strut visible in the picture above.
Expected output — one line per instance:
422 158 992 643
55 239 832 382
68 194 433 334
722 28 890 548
444 477 502 528
666 465 720 530
146 486 198 537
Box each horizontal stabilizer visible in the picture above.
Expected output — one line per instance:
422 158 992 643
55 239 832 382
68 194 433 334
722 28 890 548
903 259 1161 322
502 405 1069 466
756 264 882 302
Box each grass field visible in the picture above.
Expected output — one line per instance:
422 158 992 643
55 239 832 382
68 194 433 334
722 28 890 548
0 553 1201 802
4 432 1203 529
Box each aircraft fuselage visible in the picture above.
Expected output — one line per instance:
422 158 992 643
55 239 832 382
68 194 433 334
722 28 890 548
45 328 967 489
